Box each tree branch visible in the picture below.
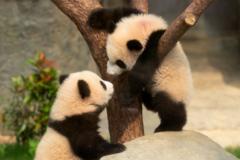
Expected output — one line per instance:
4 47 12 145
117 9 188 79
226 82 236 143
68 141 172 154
129 0 148 12
158 0 214 58
51 0 108 76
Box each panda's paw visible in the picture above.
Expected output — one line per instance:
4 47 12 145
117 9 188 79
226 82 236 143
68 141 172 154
109 143 126 153
154 125 164 133
154 124 183 133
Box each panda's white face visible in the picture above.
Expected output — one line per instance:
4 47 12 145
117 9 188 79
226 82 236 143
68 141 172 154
106 14 168 75
50 71 114 120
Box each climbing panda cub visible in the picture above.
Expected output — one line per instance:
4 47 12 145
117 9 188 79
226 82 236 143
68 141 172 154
35 71 125 160
88 7 193 132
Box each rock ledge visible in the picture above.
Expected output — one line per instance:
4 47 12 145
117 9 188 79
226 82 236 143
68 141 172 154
101 131 238 160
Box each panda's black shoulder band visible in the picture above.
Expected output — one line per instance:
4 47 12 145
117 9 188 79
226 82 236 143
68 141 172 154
87 7 142 33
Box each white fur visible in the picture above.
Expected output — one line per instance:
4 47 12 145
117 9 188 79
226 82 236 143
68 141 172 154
106 14 193 104
35 71 114 159
35 128 80 160
107 61 124 75
106 14 168 75
50 71 113 121
152 43 193 104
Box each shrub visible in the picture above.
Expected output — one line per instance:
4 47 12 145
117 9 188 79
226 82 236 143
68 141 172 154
0 139 38 160
226 146 240 159
4 52 59 144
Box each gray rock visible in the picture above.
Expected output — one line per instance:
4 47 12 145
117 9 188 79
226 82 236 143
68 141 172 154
101 131 238 160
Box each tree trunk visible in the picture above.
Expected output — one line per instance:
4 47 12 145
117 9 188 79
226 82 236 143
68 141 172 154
51 0 145 143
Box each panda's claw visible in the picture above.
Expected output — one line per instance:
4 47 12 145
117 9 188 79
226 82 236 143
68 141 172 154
103 143 126 156
111 143 126 153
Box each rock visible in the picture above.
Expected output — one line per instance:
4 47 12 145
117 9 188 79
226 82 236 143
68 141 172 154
101 131 238 160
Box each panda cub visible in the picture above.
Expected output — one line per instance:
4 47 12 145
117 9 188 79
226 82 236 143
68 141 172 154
88 7 193 132
35 71 125 160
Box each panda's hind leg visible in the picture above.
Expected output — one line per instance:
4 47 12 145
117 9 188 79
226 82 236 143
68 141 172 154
143 91 186 132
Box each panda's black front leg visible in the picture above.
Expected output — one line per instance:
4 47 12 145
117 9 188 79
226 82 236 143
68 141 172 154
119 29 166 106
100 142 126 156
76 136 125 160
119 71 145 106
96 136 126 158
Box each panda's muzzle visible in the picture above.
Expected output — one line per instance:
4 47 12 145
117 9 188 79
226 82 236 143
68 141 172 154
107 61 124 75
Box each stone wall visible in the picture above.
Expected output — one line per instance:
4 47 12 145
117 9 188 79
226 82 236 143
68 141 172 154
0 0 97 112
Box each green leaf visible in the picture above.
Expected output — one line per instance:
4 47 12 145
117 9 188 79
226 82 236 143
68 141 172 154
5 52 58 144
23 95 31 104
17 124 26 136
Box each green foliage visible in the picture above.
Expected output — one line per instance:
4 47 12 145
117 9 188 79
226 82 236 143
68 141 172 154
0 140 38 160
226 146 240 159
4 52 59 144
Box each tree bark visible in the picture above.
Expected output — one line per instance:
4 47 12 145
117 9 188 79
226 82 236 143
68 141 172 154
51 0 214 143
129 0 148 12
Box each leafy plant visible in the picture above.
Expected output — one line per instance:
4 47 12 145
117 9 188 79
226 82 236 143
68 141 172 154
4 52 59 144
0 140 38 160
226 146 240 159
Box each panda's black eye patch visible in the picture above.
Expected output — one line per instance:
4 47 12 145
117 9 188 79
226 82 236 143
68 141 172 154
78 80 90 99
127 39 143 51
100 81 107 90
116 60 126 69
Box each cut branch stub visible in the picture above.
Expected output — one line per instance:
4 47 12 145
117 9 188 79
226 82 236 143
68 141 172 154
185 13 197 26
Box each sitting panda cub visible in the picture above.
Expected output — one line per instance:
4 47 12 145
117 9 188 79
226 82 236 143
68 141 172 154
35 71 125 160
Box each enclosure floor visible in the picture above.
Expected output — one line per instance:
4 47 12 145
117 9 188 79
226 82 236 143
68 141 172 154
184 38 240 147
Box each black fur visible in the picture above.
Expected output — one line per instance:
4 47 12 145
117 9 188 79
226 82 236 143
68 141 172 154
100 81 107 90
59 74 69 84
78 80 91 99
120 29 186 131
127 39 143 51
48 108 125 160
116 60 127 69
142 91 186 132
119 29 166 105
88 7 142 33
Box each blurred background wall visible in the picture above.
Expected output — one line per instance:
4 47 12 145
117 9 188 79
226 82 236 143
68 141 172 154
0 0 239 146
0 0 97 118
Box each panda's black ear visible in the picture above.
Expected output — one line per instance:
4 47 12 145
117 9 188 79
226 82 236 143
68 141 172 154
87 7 142 33
127 39 143 51
78 80 90 99
59 74 69 84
